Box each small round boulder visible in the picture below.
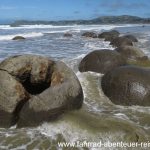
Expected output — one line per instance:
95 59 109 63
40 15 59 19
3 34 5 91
82 32 97 38
79 49 127 74
110 37 133 47
64 33 72 37
12 36 26 40
123 35 138 42
101 66 150 106
98 30 120 41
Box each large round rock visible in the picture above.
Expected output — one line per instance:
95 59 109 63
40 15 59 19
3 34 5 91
115 46 145 60
79 50 127 74
110 37 133 47
123 35 138 42
98 30 120 41
82 32 97 38
0 55 83 127
101 66 150 106
12 36 26 40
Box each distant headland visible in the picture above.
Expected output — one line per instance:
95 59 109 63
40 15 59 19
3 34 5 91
9 15 150 26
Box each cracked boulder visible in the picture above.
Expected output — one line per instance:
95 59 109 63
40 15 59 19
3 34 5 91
0 55 83 127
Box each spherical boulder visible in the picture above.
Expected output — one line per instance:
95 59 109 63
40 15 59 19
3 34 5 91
0 55 83 127
79 49 127 74
12 36 26 40
123 35 138 42
115 46 145 60
110 37 133 47
101 66 150 106
82 32 97 38
64 33 72 37
98 30 120 41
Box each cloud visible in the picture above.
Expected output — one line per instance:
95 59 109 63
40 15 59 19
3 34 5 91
0 6 17 10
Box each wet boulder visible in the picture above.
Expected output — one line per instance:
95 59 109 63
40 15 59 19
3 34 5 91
110 36 133 47
101 66 150 106
82 32 97 38
98 30 120 41
12 36 26 40
115 46 145 60
0 55 83 127
64 33 72 37
79 49 127 74
123 34 138 42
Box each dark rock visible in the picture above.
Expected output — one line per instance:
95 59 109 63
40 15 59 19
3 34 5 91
0 55 83 127
98 30 120 41
64 33 72 37
110 36 133 47
79 49 127 74
115 46 145 60
82 32 97 38
101 66 150 106
123 35 138 42
12 36 26 40
110 30 120 36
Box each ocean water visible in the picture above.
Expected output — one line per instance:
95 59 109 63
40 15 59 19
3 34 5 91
0 24 150 150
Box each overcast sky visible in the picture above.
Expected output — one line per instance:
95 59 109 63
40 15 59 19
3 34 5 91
0 0 150 20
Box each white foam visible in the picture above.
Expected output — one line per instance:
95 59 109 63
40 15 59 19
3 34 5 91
0 24 141 31
84 41 114 50
0 32 43 41
44 30 70 34
0 24 78 30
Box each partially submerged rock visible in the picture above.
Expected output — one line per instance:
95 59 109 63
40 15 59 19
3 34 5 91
82 32 97 38
98 30 120 41
110 36 133 47
64 33 72 37
123 34 138 42
0 55 83 127
101 66 150 106
12 36 26 40
79 49 127 74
